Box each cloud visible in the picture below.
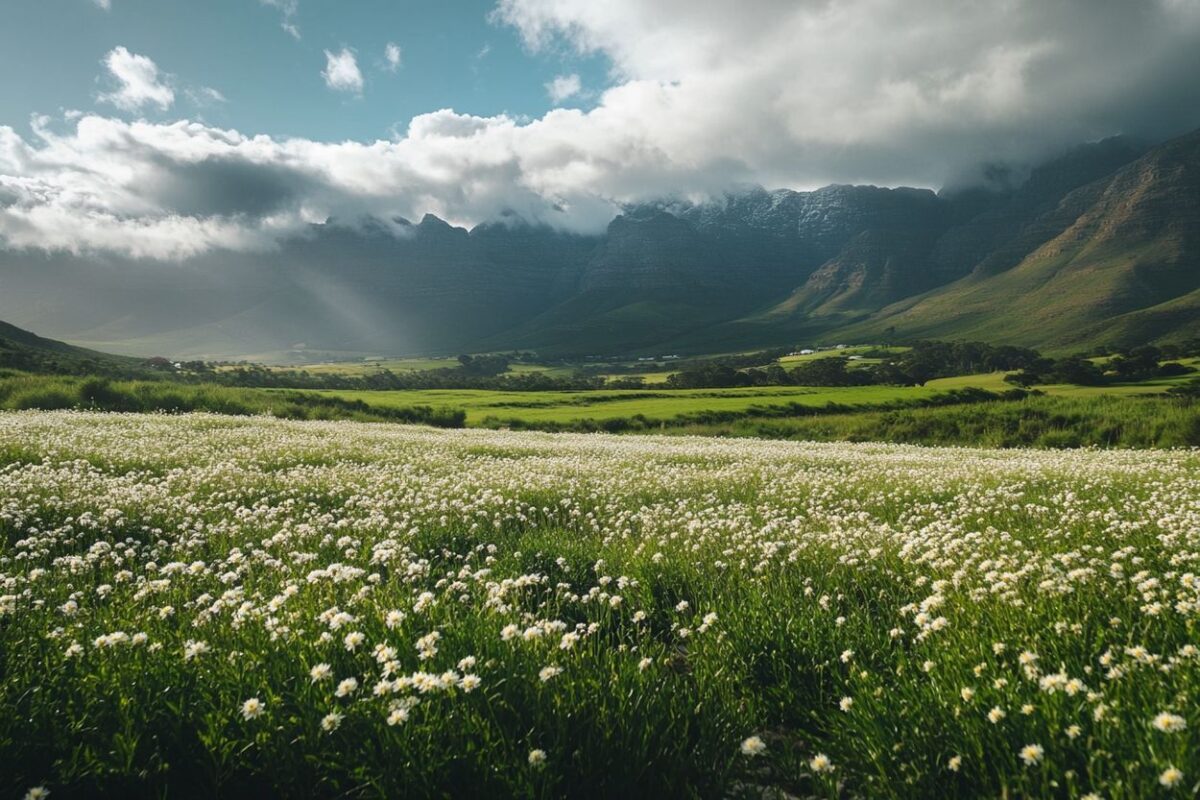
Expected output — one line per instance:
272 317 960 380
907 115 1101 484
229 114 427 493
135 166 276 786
322 49 363 94
545 73 581 104
91 0 111 10
0 109 634 259
385 43 402 72
259 0 300 39
471 43 492 74
492 0 1200 186
97 47 175 112
2 0 1199 260
186 87 228 107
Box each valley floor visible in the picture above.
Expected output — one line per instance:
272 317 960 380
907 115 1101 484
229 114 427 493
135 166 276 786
291 371 1200 446
298 370 1191 425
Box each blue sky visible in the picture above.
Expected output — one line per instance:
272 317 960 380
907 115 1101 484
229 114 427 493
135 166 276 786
0 0 609 141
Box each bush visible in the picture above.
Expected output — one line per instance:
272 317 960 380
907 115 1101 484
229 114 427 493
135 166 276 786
0 373 465 428
8 387 77 411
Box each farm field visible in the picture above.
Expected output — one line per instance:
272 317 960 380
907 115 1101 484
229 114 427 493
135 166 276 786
273 347 908 382
243 352 1200 400
300 384 954 426
290 359 579 379
267 359 683 386
297 367 1192 429
1 411 1199 798
293 357 461 375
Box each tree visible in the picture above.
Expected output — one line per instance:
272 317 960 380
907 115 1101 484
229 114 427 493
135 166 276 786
789 357 866 387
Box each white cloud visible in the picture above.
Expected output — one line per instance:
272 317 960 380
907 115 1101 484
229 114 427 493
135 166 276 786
186 87 228 106
260 0 297 15
385 43 402 72
471 44 492 74
97 47 175 112
545 73 581 104
91 0 111 10
1 1 1199 260
259 0 300 39
492 0 1200 186
0 109 634 259
322 49 363 94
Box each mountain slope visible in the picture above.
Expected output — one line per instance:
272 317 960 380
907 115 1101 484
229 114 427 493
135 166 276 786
838 128 1200 350
0 319 141 372
743 137 1149 331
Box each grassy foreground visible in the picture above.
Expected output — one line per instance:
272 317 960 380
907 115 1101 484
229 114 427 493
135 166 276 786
2 411 1199 798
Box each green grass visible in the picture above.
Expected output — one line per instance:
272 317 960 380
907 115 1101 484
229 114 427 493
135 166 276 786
925 371 1013 391
505 363 578 378
597 370 676 384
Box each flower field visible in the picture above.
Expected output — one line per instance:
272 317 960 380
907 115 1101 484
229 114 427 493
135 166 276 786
2 411 1199 798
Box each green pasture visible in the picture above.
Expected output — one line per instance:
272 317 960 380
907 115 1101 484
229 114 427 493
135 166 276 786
298 362 1195 429
303 383 955 425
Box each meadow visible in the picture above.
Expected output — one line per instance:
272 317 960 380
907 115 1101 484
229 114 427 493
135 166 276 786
275 358 577 379
256 347 912 386
3 366 1197 449
278 354 1199 432
295 372 1199 445
2 411 1199 798
299 383 952 426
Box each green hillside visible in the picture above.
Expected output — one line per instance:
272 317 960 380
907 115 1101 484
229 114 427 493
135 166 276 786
835 129 1200 351
0 320 142 374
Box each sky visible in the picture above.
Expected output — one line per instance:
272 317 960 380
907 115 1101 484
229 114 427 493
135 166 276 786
0 0 1199 259
0 0 609 141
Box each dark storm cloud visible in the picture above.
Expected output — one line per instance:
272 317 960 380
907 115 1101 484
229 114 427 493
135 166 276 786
150 156 315 218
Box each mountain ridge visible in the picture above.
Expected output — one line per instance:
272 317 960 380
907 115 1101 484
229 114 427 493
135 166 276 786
0 129 1195 359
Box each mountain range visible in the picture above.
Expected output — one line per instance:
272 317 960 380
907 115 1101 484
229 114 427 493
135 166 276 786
1 127 1197 360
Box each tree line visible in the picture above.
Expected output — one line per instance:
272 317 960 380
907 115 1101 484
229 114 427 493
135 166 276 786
1003 346 1193 388
664 341 1053 389
8 337 1198 393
